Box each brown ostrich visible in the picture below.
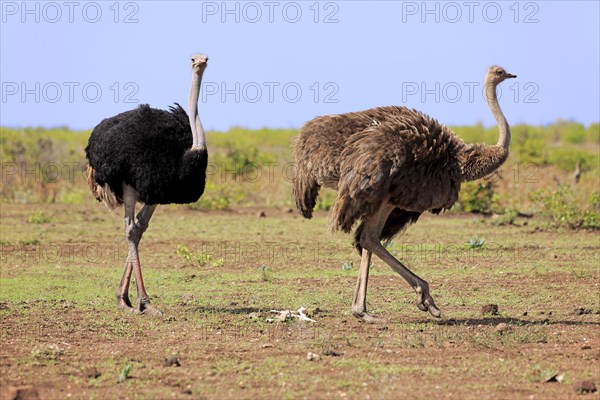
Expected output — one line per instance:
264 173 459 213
292 66 516 322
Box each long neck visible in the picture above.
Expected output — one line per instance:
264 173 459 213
188 69 205 149
460 80 510 182
485 80 510 150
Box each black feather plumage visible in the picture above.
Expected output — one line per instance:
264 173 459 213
85 103 207 205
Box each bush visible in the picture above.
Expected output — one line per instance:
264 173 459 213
457 181 500 214
529 186 600 230
547 147 597 173
27 209 52 224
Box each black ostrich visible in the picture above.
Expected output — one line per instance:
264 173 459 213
85 54 209 315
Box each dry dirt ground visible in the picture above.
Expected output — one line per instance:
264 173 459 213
1 204 599 399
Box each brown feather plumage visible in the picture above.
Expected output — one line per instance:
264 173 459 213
292 105 508 249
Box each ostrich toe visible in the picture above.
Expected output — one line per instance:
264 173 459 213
136 300 163 317
416 284 444 319
116 294 134 312
355 313 385 324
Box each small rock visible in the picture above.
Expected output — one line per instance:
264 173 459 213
581 345 592 350
495 323 510 333
574 380 597 394
482 304 499 316
307 352 321 361
6 385 39 400
164 356 181 367
574 307 593 315
182 385 193 395
180 293 195 304
83 367 101 379
256 211 266 218
323 349 342 357
284 208 294 213
261 343 273 349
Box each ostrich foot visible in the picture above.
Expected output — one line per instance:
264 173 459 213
136 299 163 317
415 285 445 319
352 310 385 323
116 294 135 313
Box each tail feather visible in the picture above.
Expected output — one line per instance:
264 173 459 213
292 170 320 219
86 165 121 209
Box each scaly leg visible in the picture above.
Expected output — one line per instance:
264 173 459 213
116 186 161 316
116 196 136 311
351 248 383 323
359 203 444 319
129 204 161 316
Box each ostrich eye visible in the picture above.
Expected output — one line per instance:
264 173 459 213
496 70 503 75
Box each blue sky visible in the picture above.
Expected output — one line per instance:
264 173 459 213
1 1 598 131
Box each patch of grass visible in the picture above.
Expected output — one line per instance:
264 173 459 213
27 209 52 224
176 243 224 267
117 363 132 383
467 235 485 249
259 265 273 282
31 343 63 361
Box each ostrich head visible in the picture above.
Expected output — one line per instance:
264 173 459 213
191 54 208 72
485 65 517 85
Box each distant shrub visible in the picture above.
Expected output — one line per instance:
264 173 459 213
188 181 247 210
547 148 597 172
57 190 86 204
529 186 600 230
27 209 52 224
314 189 336 212
558 121 587 144
457 181 500 214
513 127 548 165
489 209 519 226
585 123 600 143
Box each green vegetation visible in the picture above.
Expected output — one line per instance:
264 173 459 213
529 186 600 230
117 363 132 383
176 243 224 267
1 120 598 228
27 209 52 224
456 181 500 213
467 235 485 249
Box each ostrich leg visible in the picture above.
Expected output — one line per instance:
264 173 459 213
116 187 161 315
116 197 137 311
352 202 392 322
129 204 161 316
359 203 444 319
352 248 378 322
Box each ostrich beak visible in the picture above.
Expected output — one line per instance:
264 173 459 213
506 73 517 79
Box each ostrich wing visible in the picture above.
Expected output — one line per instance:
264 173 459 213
329 115 462 233
329 125 408 233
